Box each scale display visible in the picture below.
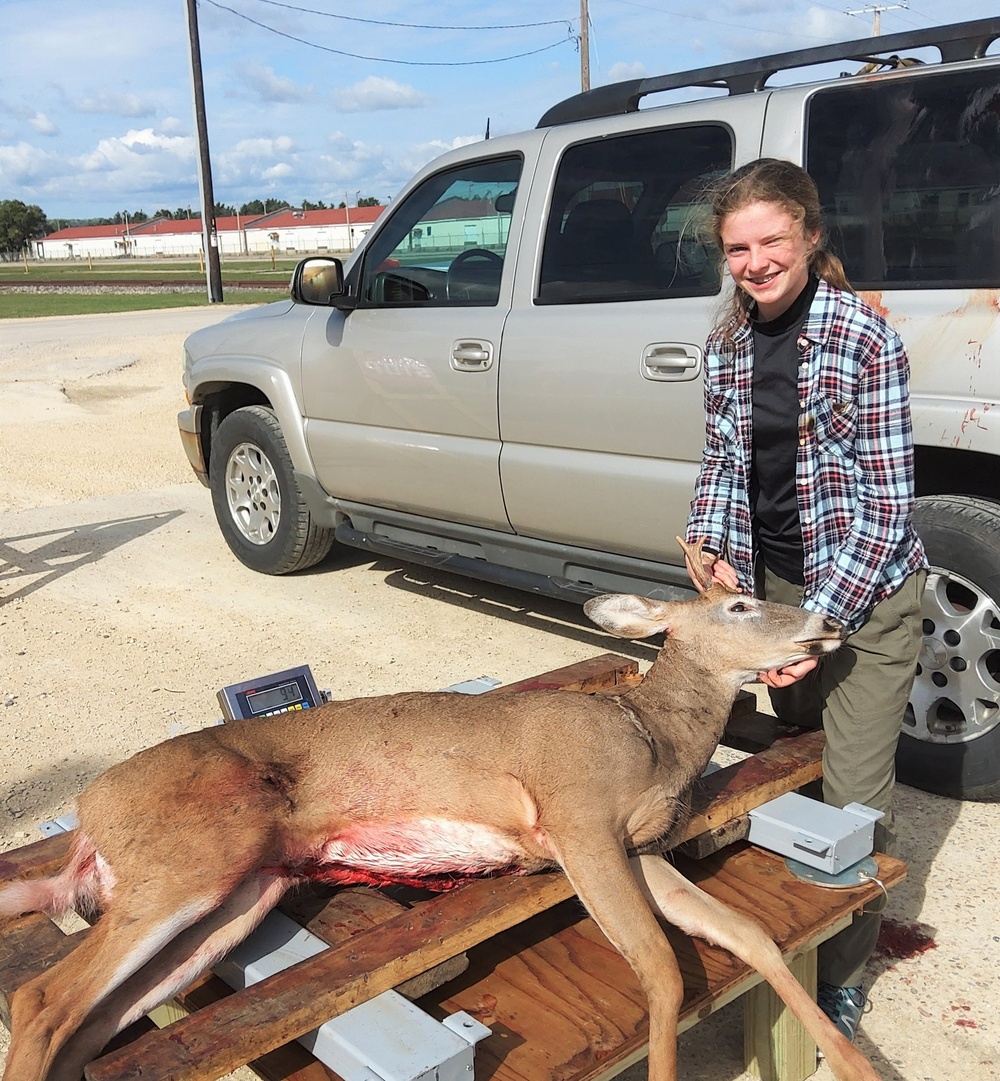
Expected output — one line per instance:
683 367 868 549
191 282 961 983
217 664 322 721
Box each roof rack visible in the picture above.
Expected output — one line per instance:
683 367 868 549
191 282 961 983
537 17 1000 128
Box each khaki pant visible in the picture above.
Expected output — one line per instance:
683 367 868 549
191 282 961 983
760 567 926 988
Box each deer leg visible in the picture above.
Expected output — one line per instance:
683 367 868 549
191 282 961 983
631 854 880 1081
44 872 290 1081
546 834 685 1081
3 888 227 1081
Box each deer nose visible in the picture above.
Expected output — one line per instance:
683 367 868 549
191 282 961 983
823 616 845 637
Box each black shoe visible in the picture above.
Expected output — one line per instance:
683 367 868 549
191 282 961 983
817 981 867 1042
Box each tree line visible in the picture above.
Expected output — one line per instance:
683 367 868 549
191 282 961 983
0 196 385 258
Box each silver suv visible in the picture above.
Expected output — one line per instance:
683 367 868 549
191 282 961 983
179 17 1000 800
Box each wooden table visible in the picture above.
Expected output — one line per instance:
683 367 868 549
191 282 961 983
0 654 903 1081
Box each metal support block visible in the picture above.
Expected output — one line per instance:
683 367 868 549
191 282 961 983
215 911 490 1081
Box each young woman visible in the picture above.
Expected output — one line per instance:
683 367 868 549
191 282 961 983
685 158 927 1040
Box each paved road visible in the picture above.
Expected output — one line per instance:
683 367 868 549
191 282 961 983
0 305 253 352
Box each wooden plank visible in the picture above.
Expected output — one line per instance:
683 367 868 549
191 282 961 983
416 849 905 1081
684 729 825 839
723 712 815 755
0 831 73 885
0 914 85 1026
85 872 575 1081
280 886 469 998
86 849 904 1081
492 653 639 695
173 976 338 1081
676 814 751 860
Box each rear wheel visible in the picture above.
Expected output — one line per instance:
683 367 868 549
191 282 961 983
900 495 1000 799
209 405 334 575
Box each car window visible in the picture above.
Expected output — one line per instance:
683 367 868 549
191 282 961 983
358 156 522 307
807 69 1000 289
536 125 731 304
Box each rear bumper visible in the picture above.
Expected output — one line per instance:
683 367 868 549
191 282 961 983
177 404 209 487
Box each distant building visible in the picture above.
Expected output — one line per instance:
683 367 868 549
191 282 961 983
34 223 133 260
34 205 386 260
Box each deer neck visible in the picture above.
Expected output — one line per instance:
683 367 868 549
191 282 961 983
621 641 743 768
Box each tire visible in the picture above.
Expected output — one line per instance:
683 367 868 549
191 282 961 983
209 405 334 575
900 495 1000 800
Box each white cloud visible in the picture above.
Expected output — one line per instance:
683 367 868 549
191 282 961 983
0 141 58 184
315 132 390 189
29 112 58 136
228 136 295 160
238 63 310 104
333 77 431 114
261 162 293 180
390 135 483 188
78 128 194 172
606 61 646 82
73 90 156 118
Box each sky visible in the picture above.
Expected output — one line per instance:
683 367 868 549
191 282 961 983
2 0 998 222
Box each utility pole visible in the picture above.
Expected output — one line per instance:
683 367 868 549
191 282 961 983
845 2 908 36
184 0 224 302
579 0 590 92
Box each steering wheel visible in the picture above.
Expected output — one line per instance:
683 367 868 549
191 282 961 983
445 248 504 301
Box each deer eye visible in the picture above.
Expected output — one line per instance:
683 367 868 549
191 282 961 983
730 602 748 613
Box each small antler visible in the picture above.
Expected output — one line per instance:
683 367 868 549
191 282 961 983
677 535 716 593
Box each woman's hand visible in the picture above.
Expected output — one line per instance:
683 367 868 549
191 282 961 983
684 550 741 592
758 656 819 688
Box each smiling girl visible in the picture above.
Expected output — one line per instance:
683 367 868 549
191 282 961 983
684 158 928 1042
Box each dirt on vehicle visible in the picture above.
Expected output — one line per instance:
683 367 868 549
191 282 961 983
0 309 995 1080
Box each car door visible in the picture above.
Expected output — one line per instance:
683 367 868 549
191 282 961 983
498 101 766 566
300 146 534 530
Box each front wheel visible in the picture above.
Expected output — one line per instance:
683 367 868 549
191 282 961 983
900 495 1000 800
209 405 334 575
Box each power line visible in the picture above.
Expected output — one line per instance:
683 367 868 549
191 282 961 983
246 0 574 32
203 0 576 65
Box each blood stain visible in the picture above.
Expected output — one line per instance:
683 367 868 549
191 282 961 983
873 917 937 961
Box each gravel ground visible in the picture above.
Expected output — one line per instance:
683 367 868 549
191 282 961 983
0 308 996 1080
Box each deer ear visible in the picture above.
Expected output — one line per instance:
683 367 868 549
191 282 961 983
584 594 673 639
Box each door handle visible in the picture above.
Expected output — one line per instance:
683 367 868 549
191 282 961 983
451 340 493 371
641 343 701 382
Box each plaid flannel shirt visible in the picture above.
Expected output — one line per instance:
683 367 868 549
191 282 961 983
686 281 927 635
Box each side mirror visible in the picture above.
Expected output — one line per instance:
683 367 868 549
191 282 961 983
291 257 345 305
494 191 515 214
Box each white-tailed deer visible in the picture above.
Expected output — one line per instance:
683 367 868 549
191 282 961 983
0 538 877 1081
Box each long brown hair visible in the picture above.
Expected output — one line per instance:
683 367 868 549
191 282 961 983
703 158 853 337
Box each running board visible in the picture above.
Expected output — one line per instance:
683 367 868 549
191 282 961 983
334 523 691 604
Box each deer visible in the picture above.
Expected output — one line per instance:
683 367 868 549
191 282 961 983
0 538 881 1081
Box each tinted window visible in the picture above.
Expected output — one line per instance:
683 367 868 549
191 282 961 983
807 69 1000 288
358 156 521 307
537 125 732 304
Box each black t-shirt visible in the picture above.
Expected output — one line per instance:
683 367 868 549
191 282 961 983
749 276 819 585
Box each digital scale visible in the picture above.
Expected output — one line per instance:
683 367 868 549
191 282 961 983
217 664 324 721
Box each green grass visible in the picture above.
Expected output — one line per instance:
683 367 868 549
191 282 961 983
0 258 303 283
0 290 283 319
